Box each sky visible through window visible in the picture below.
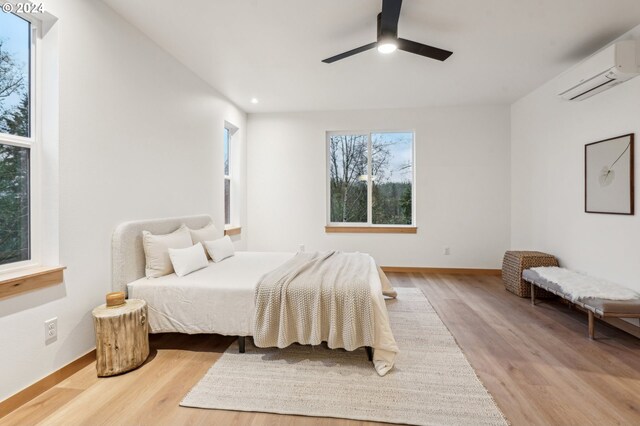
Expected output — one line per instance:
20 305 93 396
224 127 229 176
0 12 30 123
372 132 412 183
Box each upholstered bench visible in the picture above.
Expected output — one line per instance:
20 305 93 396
523 269 640 339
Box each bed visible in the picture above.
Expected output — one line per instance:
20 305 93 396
112 215 398 375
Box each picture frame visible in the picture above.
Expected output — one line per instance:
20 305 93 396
584 133 634 215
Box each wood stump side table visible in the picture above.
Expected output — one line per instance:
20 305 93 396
92 299 149 377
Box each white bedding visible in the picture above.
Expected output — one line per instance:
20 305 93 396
128 250 397 373
128 252 294 336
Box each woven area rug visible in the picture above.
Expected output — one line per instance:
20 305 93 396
181 288 507 425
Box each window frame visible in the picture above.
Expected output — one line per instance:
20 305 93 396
223 126 231 226
223 121 239 230
326 129 416 228
0 9 42 272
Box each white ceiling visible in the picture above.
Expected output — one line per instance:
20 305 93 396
102 0 640 113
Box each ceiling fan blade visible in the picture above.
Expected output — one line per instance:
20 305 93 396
380 0 403 36
322 42 377 63
397 38 453 61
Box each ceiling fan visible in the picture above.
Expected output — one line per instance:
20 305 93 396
322 0 453 64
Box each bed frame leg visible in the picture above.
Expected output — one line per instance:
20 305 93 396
238 336 246 353
365 346 373 362
588 311 595 340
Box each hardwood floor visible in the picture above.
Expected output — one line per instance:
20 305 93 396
2 273 639 425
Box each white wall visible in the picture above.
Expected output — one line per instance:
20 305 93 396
246 106 510 268
511 26 640 292
0 0 246 401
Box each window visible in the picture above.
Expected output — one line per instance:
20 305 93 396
223 127 231 226
0 11 35 267
223 122 240 233
328 131 414 227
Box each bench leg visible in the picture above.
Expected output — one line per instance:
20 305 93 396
588 311 595 340
365 346 373 362
530 283 536 306
238 336 246 353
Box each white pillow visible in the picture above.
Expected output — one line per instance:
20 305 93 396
204 236 235 263
169 243 209 277
189 222 219 259
142 224 193 278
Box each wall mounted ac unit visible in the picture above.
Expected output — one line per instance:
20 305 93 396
557 40 640 101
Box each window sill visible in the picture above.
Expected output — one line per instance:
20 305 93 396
0 266 66 300
325 226 417 234
224 226 242 236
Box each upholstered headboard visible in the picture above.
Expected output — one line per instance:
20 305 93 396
111 214 213 295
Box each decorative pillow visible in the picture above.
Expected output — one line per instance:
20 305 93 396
142 224 193 278
169 243 209 277
204 236 235 263
188 222 219 259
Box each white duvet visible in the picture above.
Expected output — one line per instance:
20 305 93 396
128 252 293 336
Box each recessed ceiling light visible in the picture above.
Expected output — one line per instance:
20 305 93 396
250 98 259 104
377 42 397 54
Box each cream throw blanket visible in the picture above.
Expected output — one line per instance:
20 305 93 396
254 251 398 376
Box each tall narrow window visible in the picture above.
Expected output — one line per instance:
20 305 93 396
371 132 413 225
223 127 231 226
0 12 34 266
328 131 414 226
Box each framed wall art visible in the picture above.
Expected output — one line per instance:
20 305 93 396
585 133 634 215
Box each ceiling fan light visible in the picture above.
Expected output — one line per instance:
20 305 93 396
377 41 397 54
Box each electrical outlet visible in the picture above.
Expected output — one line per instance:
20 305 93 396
45 317 57 344
443 247 451 255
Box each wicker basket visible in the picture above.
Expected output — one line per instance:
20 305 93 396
502 251 558 298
